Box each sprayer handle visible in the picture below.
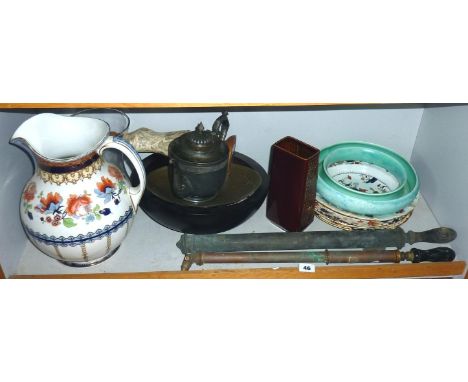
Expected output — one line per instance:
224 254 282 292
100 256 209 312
411 247 456 263
407 227 457 244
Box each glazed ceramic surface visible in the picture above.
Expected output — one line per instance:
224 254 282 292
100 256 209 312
11 113 146 266
316 142 419 215
71 108 131 176
314 193 419 231
326 161 400 194
266 136 320 232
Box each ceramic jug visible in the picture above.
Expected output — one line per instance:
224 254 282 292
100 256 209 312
10 113 146 267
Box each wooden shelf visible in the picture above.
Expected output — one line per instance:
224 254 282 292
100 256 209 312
2 104 465 279
0 103 432 113
0 103 346 109
11 261 466 279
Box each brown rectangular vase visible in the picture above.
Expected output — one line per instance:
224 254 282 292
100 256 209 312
266 136 320 231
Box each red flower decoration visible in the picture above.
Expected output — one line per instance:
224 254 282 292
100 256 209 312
38 192 62 213
23 182 36 202
66 194 92 216
108 165 123 180
96 176 115 193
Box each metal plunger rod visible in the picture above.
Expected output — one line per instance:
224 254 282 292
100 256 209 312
177 227 457 255
180 247 456 271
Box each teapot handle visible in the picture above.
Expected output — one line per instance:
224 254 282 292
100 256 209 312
212 111 230 141
97 136 146 212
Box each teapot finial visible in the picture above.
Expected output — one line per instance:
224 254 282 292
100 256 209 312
195 122 205 133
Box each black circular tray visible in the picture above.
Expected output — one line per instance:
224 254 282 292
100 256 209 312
138 152 269 234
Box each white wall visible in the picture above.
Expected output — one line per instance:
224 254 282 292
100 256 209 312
127 108 424 167
411 106 468 265
0 112 35 276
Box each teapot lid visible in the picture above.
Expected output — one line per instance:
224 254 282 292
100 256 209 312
169 122 228 164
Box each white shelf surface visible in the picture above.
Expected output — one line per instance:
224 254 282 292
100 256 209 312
14 194 444 276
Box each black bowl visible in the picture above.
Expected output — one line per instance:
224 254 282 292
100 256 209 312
137 152 269 234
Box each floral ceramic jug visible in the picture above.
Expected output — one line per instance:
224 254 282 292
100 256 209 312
10 113 146 267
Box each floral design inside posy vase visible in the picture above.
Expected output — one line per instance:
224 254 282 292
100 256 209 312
11 113 146 267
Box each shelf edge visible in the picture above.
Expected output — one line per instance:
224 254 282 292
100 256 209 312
0 103 354 109
10 261 466 279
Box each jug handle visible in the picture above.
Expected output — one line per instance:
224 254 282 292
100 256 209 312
97 136 146 213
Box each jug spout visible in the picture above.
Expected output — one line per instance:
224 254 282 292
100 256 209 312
10 113 109 162
10 115 44 154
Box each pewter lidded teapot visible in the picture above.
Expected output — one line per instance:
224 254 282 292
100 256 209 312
168 112 230 202
10 113 146 267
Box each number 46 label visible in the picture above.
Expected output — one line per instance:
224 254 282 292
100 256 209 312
299 263 316 272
